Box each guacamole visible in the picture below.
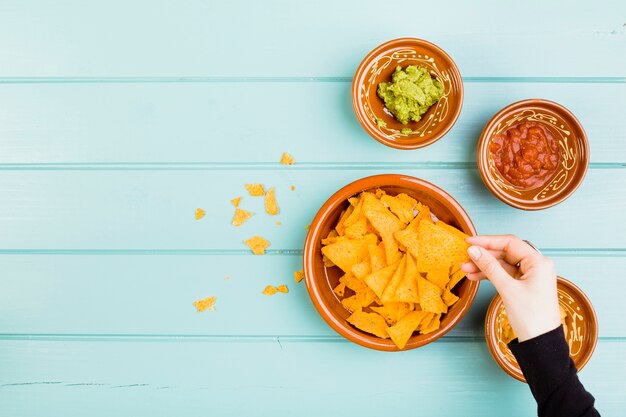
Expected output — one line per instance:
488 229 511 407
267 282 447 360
377 65 444 125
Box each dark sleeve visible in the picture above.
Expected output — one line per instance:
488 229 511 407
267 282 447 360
508 325 600 417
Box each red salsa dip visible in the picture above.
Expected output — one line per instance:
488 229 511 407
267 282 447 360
490 122 561 189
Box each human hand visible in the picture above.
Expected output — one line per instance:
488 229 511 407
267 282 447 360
460 235 561 343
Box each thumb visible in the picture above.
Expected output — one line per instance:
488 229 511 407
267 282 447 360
467 246 513 295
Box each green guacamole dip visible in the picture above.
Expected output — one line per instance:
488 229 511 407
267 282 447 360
377 65 444 125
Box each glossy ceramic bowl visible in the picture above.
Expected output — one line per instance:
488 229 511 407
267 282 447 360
485 277 598 382
477 99 589 210
352 38 464 150
303 174 479 351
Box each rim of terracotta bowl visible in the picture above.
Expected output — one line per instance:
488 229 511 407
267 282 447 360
352 38 464 150
476 98 590 210
485 276 598 382
303 174 479 351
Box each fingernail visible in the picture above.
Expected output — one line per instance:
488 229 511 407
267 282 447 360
468 246 481 260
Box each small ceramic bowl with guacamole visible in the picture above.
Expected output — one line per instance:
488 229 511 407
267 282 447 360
352 38 464 150
477 99 589 210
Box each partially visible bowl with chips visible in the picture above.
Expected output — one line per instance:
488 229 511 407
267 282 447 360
484 276 598 382
303 174 479 351
352 38 464 150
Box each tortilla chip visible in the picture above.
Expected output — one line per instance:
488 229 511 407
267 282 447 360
426 268 450 290
443 288 459 307
321 234 377 273
416 221 469 273
335 205 355 236
387 310 429 349
230 197 242 207
322 255 335 267
418 277 448 314
344 196 365 228
420 313 442 334
369 242 387 272
262 285 278 296
245 183 265 197
276 284 289 294
341 289 375 312
195 208 205 220
448 269 466 290
265 187 279 216
294 270 305 283
244 236 270 255
350 261 371 280
193 296 216 312
333 282 346 297
344 216 369 238
406 203 431 231
279 152 295 165
232 208 253 227
363 262 398 298
391 254 420 303
374 188 387 199
381 193 416 224
371 302 413 326
381 255 407 303
340 272 368 293
393 228 420 258
346 311 389 339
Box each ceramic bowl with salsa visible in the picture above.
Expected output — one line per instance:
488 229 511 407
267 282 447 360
477 99 589 210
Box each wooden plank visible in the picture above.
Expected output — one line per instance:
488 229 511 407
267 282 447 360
0 255 622 337
0 338 622 416
0 169 624 250
0 1 624 78
0 82 624 164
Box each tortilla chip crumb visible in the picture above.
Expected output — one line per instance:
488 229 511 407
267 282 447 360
280 152 295 165
193 296 216 312
195 208 205 220
245 184 265 197
224 276 231 281
230 197 242 207
262 285 278 296
232 208 253 227
305 224 310 230
244 236 270 255
294 270 305 283
276 221 281 226
265 187 279 215
291 185 295 191
276 284 289 293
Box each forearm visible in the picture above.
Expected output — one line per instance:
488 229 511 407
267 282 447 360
509 326 599 417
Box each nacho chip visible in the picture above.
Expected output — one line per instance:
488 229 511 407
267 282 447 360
391 254 420 303
262 285 278 296
344 196 365 228
340 273 368 293
374 188 387 199
245 183 265 197
294 270 305 283
276 284 289 294
371 302 413 326
244 236 270 255
321 234 377 273
448 269 466 290
387 310 430 349
344 216 368 238
426 268 450 290
280 152 295 165
442 288 459 307
393 228 420 258
381 193 416 224
333 282 346 297
350 261 371 280
363 262 398 298
418 277 448 314
230 197 242 207
369 242 387 272
341 289 375 312
193 296 216 312
232 208 253 227
291 185 295 191
335 205 354 236
420 313 442 334
406 202 431 231
265 187 279 215
322 255 335 267
416 220 469 273
346 311 389 339
195 208 205 220
381 255 407 303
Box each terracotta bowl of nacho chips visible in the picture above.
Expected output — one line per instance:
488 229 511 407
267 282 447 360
485 276 598 382
303 174 479 351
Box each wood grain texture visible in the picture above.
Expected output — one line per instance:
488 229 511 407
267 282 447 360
0 169 624 250
0 82 624 164
0 1 624 78
0 339 623 417
0 255 623 337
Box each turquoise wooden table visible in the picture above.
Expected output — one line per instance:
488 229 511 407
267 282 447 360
1 1 625 415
